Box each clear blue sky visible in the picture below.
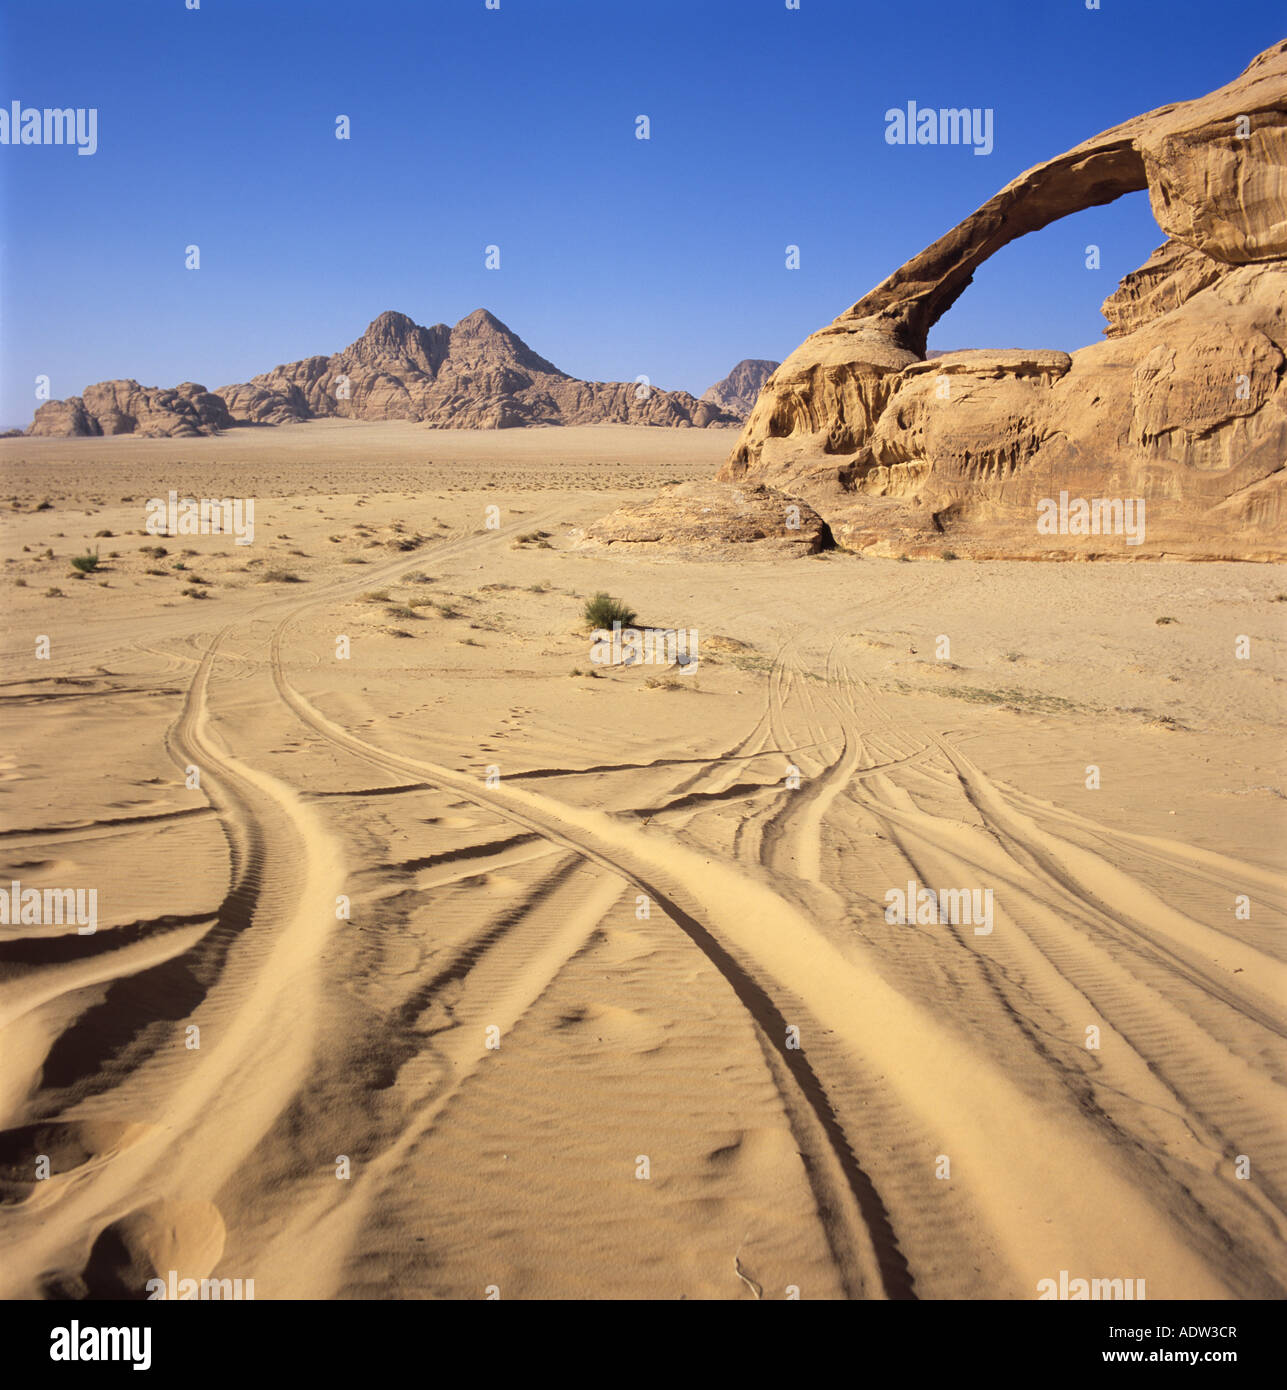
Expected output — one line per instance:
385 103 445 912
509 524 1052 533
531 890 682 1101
1 0 1282 428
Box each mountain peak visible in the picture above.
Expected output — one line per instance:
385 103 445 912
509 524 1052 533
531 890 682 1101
701 358 780 418
454 308 507 334
346 311 450 376
446 308 566 378
359 310 427 345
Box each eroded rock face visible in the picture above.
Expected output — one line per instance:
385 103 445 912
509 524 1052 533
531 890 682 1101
27 380 233 438
701 359 781 419
218 308 737 430
580 480 831 559
719 42 1287 560
27 310 741 436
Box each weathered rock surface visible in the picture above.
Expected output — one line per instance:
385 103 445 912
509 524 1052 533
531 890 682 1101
719 42 1287 560
27 310 741 436
579 480 831 559
27 380 233 438
700 358 781 418
219 309 738 430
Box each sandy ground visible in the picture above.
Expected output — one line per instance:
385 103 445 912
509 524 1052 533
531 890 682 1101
0 420 1284 1300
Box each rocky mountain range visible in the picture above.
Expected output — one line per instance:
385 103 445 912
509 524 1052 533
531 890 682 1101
716 41 1287 560
700 359 780 418
25 309 743 437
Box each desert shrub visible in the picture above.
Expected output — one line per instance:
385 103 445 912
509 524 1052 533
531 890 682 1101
70 549 100 573
584 591 636 629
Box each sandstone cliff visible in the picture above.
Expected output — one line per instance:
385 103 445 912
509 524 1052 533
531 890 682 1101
718 42 1287 560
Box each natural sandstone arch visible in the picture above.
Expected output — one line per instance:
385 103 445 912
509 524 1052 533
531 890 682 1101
845 140 1148 357
718 43 1286 560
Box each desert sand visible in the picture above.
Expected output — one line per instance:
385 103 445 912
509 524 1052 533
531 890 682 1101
0 419 1282 1300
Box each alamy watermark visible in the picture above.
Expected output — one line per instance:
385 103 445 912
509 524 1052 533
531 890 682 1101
1037 1271 1146 1300
884 878 993 935
1 101 97 155
1037 491 1145 546
49 1323 149 1370
590 622 699 671
146 491 255 545
0 879 97 934
885 101 993 156
145 1271 255 1300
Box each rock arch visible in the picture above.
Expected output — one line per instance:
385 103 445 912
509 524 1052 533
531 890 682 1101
719 42 1287 559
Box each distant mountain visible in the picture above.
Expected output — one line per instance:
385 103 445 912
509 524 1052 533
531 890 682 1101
700 359 780 419
25 309 742 436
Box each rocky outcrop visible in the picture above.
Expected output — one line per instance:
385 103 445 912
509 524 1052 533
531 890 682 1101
219 309 738 430
579 481 831 559
719 43 1287 560
701 359 781 418
27 380 233 438
1100 239 1229 338
27 310 741 436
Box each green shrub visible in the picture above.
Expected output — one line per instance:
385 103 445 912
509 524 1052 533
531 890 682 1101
584 591 636 629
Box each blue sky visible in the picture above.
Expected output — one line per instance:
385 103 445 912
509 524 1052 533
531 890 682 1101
1 0 1282 427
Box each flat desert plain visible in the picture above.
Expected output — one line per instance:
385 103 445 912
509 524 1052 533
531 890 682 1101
0 421 1284 1299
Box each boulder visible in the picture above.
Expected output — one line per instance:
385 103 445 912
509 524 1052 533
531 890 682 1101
580 480 831 558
